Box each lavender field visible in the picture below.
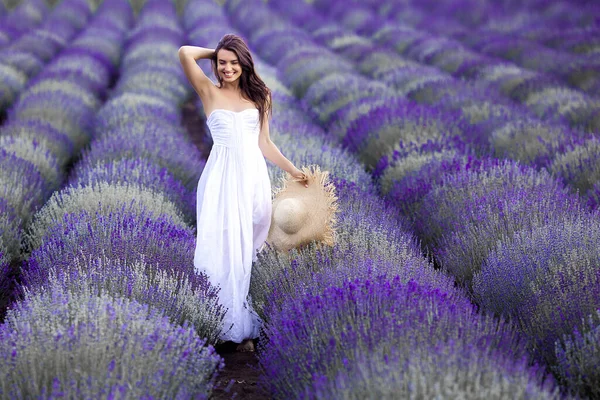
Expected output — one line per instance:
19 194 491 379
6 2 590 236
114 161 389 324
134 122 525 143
0 0 599 398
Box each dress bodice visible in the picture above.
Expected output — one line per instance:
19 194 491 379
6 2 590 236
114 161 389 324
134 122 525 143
206 108 260 149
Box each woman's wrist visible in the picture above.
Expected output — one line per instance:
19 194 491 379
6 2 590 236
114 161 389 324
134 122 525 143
289 167 303 177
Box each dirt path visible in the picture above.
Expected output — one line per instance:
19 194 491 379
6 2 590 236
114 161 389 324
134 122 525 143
181 98 268 399
212 341 269 399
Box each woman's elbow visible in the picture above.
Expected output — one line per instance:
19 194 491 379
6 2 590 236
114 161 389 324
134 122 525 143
178 46 189 59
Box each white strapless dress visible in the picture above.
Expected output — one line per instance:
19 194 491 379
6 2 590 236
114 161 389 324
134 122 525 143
193 108 271 343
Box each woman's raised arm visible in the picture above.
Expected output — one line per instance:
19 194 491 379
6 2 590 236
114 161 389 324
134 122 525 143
178 45 215 97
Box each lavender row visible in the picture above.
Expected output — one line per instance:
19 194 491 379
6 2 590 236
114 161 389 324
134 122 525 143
410 8 598 133
517 27 600 58
0 0 48 49
0 0 130 312
307 3 600 207
368 0 598 35
0 0 93 116
267 1 600 397
300 3 595 138
1 1 223 397
182 0 562 397
298 2 600 209
418 10 600 97
313 2 599 135
399 1 599 60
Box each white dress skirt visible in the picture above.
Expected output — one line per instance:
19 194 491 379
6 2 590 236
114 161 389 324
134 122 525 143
193 108 271 343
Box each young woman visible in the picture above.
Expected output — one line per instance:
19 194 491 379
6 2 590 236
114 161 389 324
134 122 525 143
178 34 308 352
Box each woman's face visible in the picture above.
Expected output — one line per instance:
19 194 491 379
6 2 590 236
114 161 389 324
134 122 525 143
217 48 242 83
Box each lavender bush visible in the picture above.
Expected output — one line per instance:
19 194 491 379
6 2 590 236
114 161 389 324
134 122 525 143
0 119 74 167
8 90 96 151
0 150 51 223
0 284 223 399
81 120 204 191
69 158 197 222
0 48 45 77
434 184 581 288
307 339 557 399
24 182 187 253
551 136 600 204
34 53 113 95
0 134 62 187
489 118 579 167
24 253 225 345
0 1 48 47
343 101 468 169
110 65 189 104
326 96 400 142
94 93 180 134
418 160 578 286
554 310 600 399
277 46 355 97
25 210 197 285
0 0 93 112
380 148 459 194
251 239 457 323
251 176 456 320
15 78 100 111
303 73 397 125
473 212 600 362
0 64 27 110
258 276 546 399
417 159 566 246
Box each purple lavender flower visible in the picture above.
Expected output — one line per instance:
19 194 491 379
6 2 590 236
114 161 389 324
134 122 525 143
0 49 45 77
308 338 558 399
343 101 469 169
0 284 223 399
0 0 48 44
24 246 225 344
0 119 74 164
417 159 578 286
258 276 539 398
554 311 600 399
68 158 197 223
303 73 399 125
81 120 204 191
383 150 490 221
473 212 600 363
0 148 53 220
8 90 96 152
94 93 181 135
25 209 197 286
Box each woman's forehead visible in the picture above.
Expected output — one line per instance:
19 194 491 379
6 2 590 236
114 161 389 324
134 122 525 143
217 48 238 61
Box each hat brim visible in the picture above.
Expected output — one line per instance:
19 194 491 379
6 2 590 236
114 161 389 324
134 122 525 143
266 165 338 252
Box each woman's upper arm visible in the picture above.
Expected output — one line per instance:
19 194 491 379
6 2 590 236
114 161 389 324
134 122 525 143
178 47 214 98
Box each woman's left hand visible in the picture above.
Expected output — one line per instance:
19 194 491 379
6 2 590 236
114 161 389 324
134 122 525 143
291 168 309 188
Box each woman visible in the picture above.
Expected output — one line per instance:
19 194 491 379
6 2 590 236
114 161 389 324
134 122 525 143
178 34 308 352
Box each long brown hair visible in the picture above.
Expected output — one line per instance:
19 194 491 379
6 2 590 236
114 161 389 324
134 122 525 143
212 34 272 129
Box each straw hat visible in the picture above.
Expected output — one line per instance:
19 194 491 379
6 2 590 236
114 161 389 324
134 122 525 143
267 165 339 252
